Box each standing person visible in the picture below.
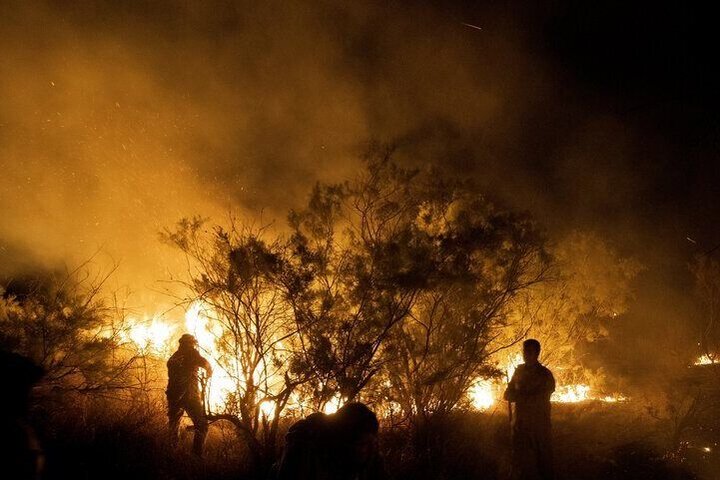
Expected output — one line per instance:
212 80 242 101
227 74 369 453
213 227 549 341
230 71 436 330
273 402 387 480
0 350 45 480
167 333 213 457
504 339 555 480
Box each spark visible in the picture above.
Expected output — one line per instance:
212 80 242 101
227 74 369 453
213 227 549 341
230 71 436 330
461 22 483 32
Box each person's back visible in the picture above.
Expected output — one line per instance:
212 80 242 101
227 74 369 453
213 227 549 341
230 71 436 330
509 362 554 432
274 403 386 480
275 412 331 480
167 345 208 400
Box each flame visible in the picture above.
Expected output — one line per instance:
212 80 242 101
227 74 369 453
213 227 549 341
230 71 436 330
505 353 524 381
600 394 627 403
118 301 354 418
120 300 304 418
551 384 590 403
469 379 496 410
695 354 716 365
466 351 629 409
259 400 277 419
122 305 631 417
184 301 238 412
121 316 175 355
120 303 234 411
323 394 344 415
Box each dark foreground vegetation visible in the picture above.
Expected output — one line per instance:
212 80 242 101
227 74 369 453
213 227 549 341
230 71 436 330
32 397 716 480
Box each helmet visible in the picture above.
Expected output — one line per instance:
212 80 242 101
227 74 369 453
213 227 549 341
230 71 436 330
178 333 198 346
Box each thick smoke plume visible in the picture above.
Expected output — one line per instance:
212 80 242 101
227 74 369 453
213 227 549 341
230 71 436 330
0 1 715 362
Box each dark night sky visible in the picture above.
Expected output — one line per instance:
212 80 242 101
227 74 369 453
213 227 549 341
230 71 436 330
0 1 718 359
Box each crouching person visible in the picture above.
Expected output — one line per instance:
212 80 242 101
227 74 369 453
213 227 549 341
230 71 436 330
274 402 387 480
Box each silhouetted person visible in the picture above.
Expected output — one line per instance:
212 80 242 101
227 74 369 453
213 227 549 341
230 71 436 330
504 339 555 480
167 333 213 457
274 402 387 480
0 350 45 480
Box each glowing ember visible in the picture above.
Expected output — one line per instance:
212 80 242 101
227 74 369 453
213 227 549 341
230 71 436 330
469 379 496 410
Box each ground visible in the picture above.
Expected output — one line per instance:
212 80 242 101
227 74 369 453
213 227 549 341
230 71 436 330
32 399 719 480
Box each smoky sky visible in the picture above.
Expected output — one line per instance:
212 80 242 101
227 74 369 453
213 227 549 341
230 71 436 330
1 0 718 334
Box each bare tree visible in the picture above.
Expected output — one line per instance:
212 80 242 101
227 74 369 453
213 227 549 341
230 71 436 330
691 254 720 362
284 149 436 407
161 217 308 468
284 149 551 424
379 182 548 425
0 260 141 397
509 231 643 387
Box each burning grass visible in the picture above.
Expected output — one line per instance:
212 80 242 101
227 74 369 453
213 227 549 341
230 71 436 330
120 302 632 422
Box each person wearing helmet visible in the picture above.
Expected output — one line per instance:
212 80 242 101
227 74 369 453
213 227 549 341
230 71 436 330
167 333 213 457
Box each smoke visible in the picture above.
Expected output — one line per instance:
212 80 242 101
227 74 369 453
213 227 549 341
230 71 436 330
0 0 715 357
0 1 373 293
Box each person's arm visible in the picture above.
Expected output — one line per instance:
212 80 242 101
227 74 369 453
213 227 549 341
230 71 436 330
167 353 178 371
503 370 519 402
544 369 556 398
201 356 213 377
194 351 213 377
